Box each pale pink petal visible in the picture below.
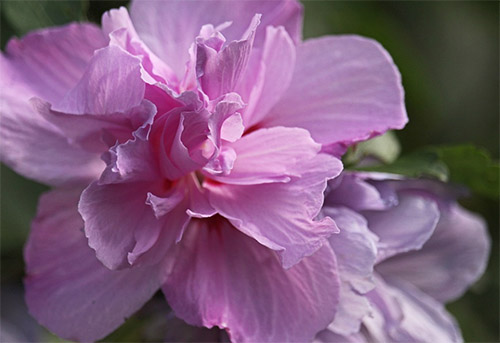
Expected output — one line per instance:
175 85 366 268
206 153 343 268
102 7 177 84
0 84 104 186
130 0 303 79
3 23 107 103
220 112 244 142
264 36 407 148
364 278 462 342
239 26 296 128
80 181 162 269
208 92 246 144
100 135 160 184
32 97 156 153
377 203 490 302
80 172 191 269
54 46 145 115
323 207 378 335
163 219 339 342
208 127 321 185
25 188 162 342
0 25 108 186
196 15 260 99
152 106 214 180
362 193 440 262
325 173 390 211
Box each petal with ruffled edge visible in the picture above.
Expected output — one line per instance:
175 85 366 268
79 137 189 269
206 153 343 268
322 206 378 335
24 188 163 342
163 218 340 343
208 127 322 185
102 7 177 84
376 203 490 302
130 0 302 79
364 277 462 343
264 36 407 151
196 15 260 99
362 193 440 263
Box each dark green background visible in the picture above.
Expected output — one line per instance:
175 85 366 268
1 1 498 341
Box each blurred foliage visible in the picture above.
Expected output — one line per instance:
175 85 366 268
1 0 498 342
1 0 87 37
355 145 499 199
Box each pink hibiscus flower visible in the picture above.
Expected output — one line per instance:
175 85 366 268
0 0 407 341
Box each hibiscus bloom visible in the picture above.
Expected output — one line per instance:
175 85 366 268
0 0 406 341
315 173 490 343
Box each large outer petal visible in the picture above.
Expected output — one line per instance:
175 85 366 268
0 24 108 186
0 83 104 186
206 153 343 268
130 0 303 78
364 277 462 343
163 219 340 343
24 188 162 342
264 36 407 148
377 203 490 302
2 23 107 103
362 193 440 263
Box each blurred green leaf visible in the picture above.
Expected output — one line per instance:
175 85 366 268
355 149 449 181
2 0 88 37
436 145 499 199
354 145 499 199
343 131 401 166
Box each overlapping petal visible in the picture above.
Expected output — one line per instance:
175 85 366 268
362 193 440 263
79 137 189 270
2 23 107 102
163 218 340 343
209 127 322 184
364 278 462 343
323 207 378 335
237 25 296 128
130 0 303 79
206 153 343 268
24 188 163 342
264 36 407 151
0 24 109 186
377 203 490 302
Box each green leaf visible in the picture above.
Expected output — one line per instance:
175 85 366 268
435 145 499 199
1 0 88 38
354 149 449 181
353 145 499 199
343 131 401 166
